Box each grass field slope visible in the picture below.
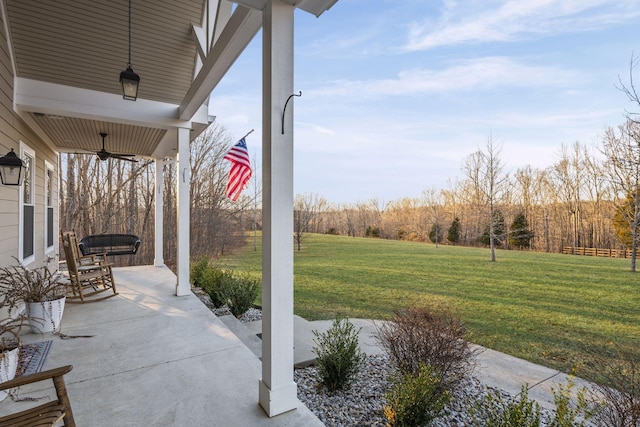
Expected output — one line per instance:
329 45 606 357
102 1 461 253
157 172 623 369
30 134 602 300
218 233 640 384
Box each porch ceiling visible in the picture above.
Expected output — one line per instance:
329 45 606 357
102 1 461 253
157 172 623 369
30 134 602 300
6 0 201 105
3 0 336 160
2 0 241 159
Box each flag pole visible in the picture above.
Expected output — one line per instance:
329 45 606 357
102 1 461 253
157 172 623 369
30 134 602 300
241 129 255 140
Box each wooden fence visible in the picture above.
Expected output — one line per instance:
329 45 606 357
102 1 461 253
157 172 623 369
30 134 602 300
562 246 636 258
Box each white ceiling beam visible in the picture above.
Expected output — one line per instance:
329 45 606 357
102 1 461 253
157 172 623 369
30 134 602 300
179 5 261 120
191 24 207 62
151 105 214 159
191 1 233 63
233 0 338 17
213 1 233 50
15 78 194 130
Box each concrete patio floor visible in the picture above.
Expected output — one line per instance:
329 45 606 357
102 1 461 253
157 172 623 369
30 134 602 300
1 265 323 426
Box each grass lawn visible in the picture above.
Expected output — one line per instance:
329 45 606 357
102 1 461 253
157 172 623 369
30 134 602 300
217 233 640 384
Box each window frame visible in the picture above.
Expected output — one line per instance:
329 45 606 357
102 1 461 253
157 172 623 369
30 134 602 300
44 159 55 255
19 142 36 265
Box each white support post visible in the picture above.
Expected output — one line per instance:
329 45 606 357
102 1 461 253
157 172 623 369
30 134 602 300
176 127 191 296
154 158 164 267
258 0 298 417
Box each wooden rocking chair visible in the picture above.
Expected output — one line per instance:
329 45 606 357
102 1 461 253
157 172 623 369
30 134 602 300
0 365 75 426
61 231 118 303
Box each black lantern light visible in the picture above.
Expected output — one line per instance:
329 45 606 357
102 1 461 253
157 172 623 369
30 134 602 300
120 0 140 101
0 149 26 186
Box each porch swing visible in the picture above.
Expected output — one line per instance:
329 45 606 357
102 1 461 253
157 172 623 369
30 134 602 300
78 234 141 257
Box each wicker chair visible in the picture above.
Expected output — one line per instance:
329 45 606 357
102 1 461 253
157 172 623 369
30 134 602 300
0 365 75 426
61 231 118 303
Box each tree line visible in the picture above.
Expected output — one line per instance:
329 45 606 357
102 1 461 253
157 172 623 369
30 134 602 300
59 120 639 271
59 123 252 269
59 61 640 271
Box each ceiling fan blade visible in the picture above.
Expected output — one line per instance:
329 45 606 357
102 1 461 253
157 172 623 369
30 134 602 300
110 154 138 163
95 132 137 162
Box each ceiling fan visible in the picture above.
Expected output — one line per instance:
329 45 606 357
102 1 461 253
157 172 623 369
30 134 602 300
96 132 137 163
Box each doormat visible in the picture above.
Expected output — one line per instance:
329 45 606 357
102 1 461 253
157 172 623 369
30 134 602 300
17 340 53 377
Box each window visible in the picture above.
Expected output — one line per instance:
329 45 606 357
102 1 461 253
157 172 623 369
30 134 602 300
45 160 55 253
19 143 35 264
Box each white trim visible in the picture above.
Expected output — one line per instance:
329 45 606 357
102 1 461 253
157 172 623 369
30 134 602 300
44 160 55 255
154 158 164 267
19 142 35 266
233 0 338 17
258 0 298 417
14 78 194 129
175 128 191 296
179 6 261 120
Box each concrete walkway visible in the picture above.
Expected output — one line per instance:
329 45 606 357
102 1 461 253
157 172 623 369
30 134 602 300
0 266 323 426
242 317 594 412
0 265 594 425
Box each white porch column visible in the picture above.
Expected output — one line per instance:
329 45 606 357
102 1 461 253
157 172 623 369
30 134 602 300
176 127 191 296
258 0 297 417
154 158 164 267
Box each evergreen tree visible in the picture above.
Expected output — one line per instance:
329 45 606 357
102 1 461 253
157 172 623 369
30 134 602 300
612 192 637 248
479 210 505 247
429 223 444 244
447 217 461 245
508 212 534 249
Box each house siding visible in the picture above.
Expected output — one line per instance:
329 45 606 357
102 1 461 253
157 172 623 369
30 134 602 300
0 12 59 269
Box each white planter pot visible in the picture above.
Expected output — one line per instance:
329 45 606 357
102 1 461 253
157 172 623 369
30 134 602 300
0 346 19 401
27 296 66 333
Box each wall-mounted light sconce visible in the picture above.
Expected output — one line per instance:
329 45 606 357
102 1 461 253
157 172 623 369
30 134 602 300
120 0 140 100
0 149 26 186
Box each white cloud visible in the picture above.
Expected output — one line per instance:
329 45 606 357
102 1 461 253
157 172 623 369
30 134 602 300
307 57 583 98
405 0 640 50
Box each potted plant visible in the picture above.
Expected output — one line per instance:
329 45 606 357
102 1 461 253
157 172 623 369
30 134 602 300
0 261 67 334
0 314 26 401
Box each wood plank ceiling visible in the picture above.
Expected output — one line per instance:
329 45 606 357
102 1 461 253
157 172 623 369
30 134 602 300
4 0 205 159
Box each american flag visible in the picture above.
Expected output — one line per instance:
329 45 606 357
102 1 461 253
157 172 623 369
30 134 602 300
223 137 252 201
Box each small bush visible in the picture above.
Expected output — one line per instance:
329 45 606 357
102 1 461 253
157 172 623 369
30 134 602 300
473 385 541 427
383 363 450 427
312 316 366 392
199 266 227 308
586 346 640 427
216 273 260 318
190 257 210 288
549 376 593 427
377 305 477 388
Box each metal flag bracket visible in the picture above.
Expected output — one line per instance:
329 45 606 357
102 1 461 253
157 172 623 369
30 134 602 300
281 91 302 134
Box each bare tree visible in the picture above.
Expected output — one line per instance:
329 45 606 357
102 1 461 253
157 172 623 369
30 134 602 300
422 188 446 247
477 135 508 261
462 151 487 244
550 142 586 249
293 193 327 251
601 121 640 271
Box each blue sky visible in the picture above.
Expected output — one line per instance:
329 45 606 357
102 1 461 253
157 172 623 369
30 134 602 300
209 0 640 204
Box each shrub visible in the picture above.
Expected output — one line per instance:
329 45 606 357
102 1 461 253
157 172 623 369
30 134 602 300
215 273 260 318
383 363 450 427
549 376 592 427
473 385 541 427
190 257 210 288
377 305 478 388
586 346 640 426
312 316 366 392
199 266 227 308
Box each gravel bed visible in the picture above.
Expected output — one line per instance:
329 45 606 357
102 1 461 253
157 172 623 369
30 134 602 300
193 288 565 426
295 354 556 427
192 287 262 322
